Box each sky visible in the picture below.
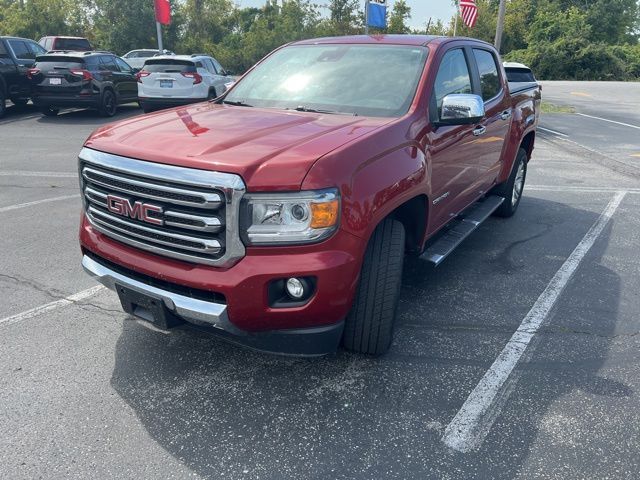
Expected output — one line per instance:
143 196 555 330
236 1 457 30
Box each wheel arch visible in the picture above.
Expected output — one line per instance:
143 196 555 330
520 131 536 161
388 194 428 254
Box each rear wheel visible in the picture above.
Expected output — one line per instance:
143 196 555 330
41 106 59 117
342 218 405 356
493 148 528 218
0 90 6 118
208 88 217 100
10 98 28 108
98 90 117 117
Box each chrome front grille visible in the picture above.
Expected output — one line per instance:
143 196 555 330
79 148 246 266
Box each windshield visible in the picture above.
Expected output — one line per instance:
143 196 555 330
224 44 429 117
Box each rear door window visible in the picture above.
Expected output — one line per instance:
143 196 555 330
143 59 196 73
472 49 501 101
203 58 217 74
115 57 133 72
433 48 472 114
212 59 225 75
8 40 35 60
100 55 119 72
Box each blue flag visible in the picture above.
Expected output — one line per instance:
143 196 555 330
367 0 387 29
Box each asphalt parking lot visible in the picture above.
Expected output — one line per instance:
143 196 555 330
1 82 640 479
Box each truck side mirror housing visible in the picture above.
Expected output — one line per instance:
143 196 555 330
437 94 485 125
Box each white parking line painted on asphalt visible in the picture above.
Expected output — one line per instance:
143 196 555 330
538 126 569 137
575 113 640 130
441 191 627 453
0 194 80 213
0 286 105 328
0 171 77 178
528 185 640 194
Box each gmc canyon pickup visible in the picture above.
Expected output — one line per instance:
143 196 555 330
78 35 540 356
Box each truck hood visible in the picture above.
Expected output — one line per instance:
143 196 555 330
85 103 390 190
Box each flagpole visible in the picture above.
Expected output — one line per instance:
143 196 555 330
453 1 459 36
365 0 370 35
156 21 163 51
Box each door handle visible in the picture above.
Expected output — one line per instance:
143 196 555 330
500 110 512 120
473 125 487 136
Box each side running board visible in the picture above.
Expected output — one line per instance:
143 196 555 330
420 195 504 266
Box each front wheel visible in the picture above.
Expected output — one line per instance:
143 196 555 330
98 90 117 117
493 148 528 218
342 218 405 356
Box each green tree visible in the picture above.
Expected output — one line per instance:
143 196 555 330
387 0 411 34
0 0 87 41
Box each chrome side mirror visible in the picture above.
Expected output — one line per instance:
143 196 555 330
438 94 485 125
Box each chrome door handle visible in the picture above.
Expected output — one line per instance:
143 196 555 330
500 110 512 120
473 125 487 136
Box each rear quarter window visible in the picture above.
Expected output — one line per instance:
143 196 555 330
143 59 196 73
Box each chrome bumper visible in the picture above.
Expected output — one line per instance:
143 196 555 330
81 254 240 334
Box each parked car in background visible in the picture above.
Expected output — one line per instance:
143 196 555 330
79 35 540 356
30 51 137 117
136 54 233 112
39 36 93 52
122 49 174 70
0 36 47 117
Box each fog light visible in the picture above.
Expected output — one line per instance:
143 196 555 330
286 277 305 299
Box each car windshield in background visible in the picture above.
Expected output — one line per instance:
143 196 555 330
143 59 195 73
505 68 536 83
55 39 91 51
224 44 429 117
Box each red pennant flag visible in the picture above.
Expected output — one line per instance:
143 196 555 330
460 0 478 28
154 0 171 25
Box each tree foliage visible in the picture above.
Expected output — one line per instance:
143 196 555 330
0 0 638 80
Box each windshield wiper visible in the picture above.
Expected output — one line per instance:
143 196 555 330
221 99 253 107
289 105 357 116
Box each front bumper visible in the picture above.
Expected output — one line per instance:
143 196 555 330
82 254 344 356
80 217 364 355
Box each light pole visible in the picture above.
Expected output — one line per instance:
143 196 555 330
494 0 507 52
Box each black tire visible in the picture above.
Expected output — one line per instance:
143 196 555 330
0 90 6 118
142 105 153 114
98 89 117 117
10 98 28 107
343 218 405 356
41 106 59 117
493 148 528 218
208 88 217 100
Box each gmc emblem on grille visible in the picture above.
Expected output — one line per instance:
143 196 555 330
106 194 163 226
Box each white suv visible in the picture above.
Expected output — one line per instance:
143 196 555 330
137 54 234 112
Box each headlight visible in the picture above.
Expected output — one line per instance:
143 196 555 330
241 188 340 245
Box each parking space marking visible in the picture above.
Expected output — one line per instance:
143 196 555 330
0 171 77 178
441 191 627 453
575 113 640 130
0 194 80 213
528 185 640 194
0 286 104 328
538 126 568 137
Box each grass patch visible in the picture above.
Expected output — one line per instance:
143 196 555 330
541 102 576 114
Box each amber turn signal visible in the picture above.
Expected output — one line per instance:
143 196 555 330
310 200 339 228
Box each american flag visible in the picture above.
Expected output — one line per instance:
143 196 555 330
459 0 479 28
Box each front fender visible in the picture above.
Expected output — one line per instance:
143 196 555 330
302 141 428 241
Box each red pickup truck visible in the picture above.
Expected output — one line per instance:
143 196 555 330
79 35 540 356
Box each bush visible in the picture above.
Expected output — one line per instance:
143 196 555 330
504 41 639 81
